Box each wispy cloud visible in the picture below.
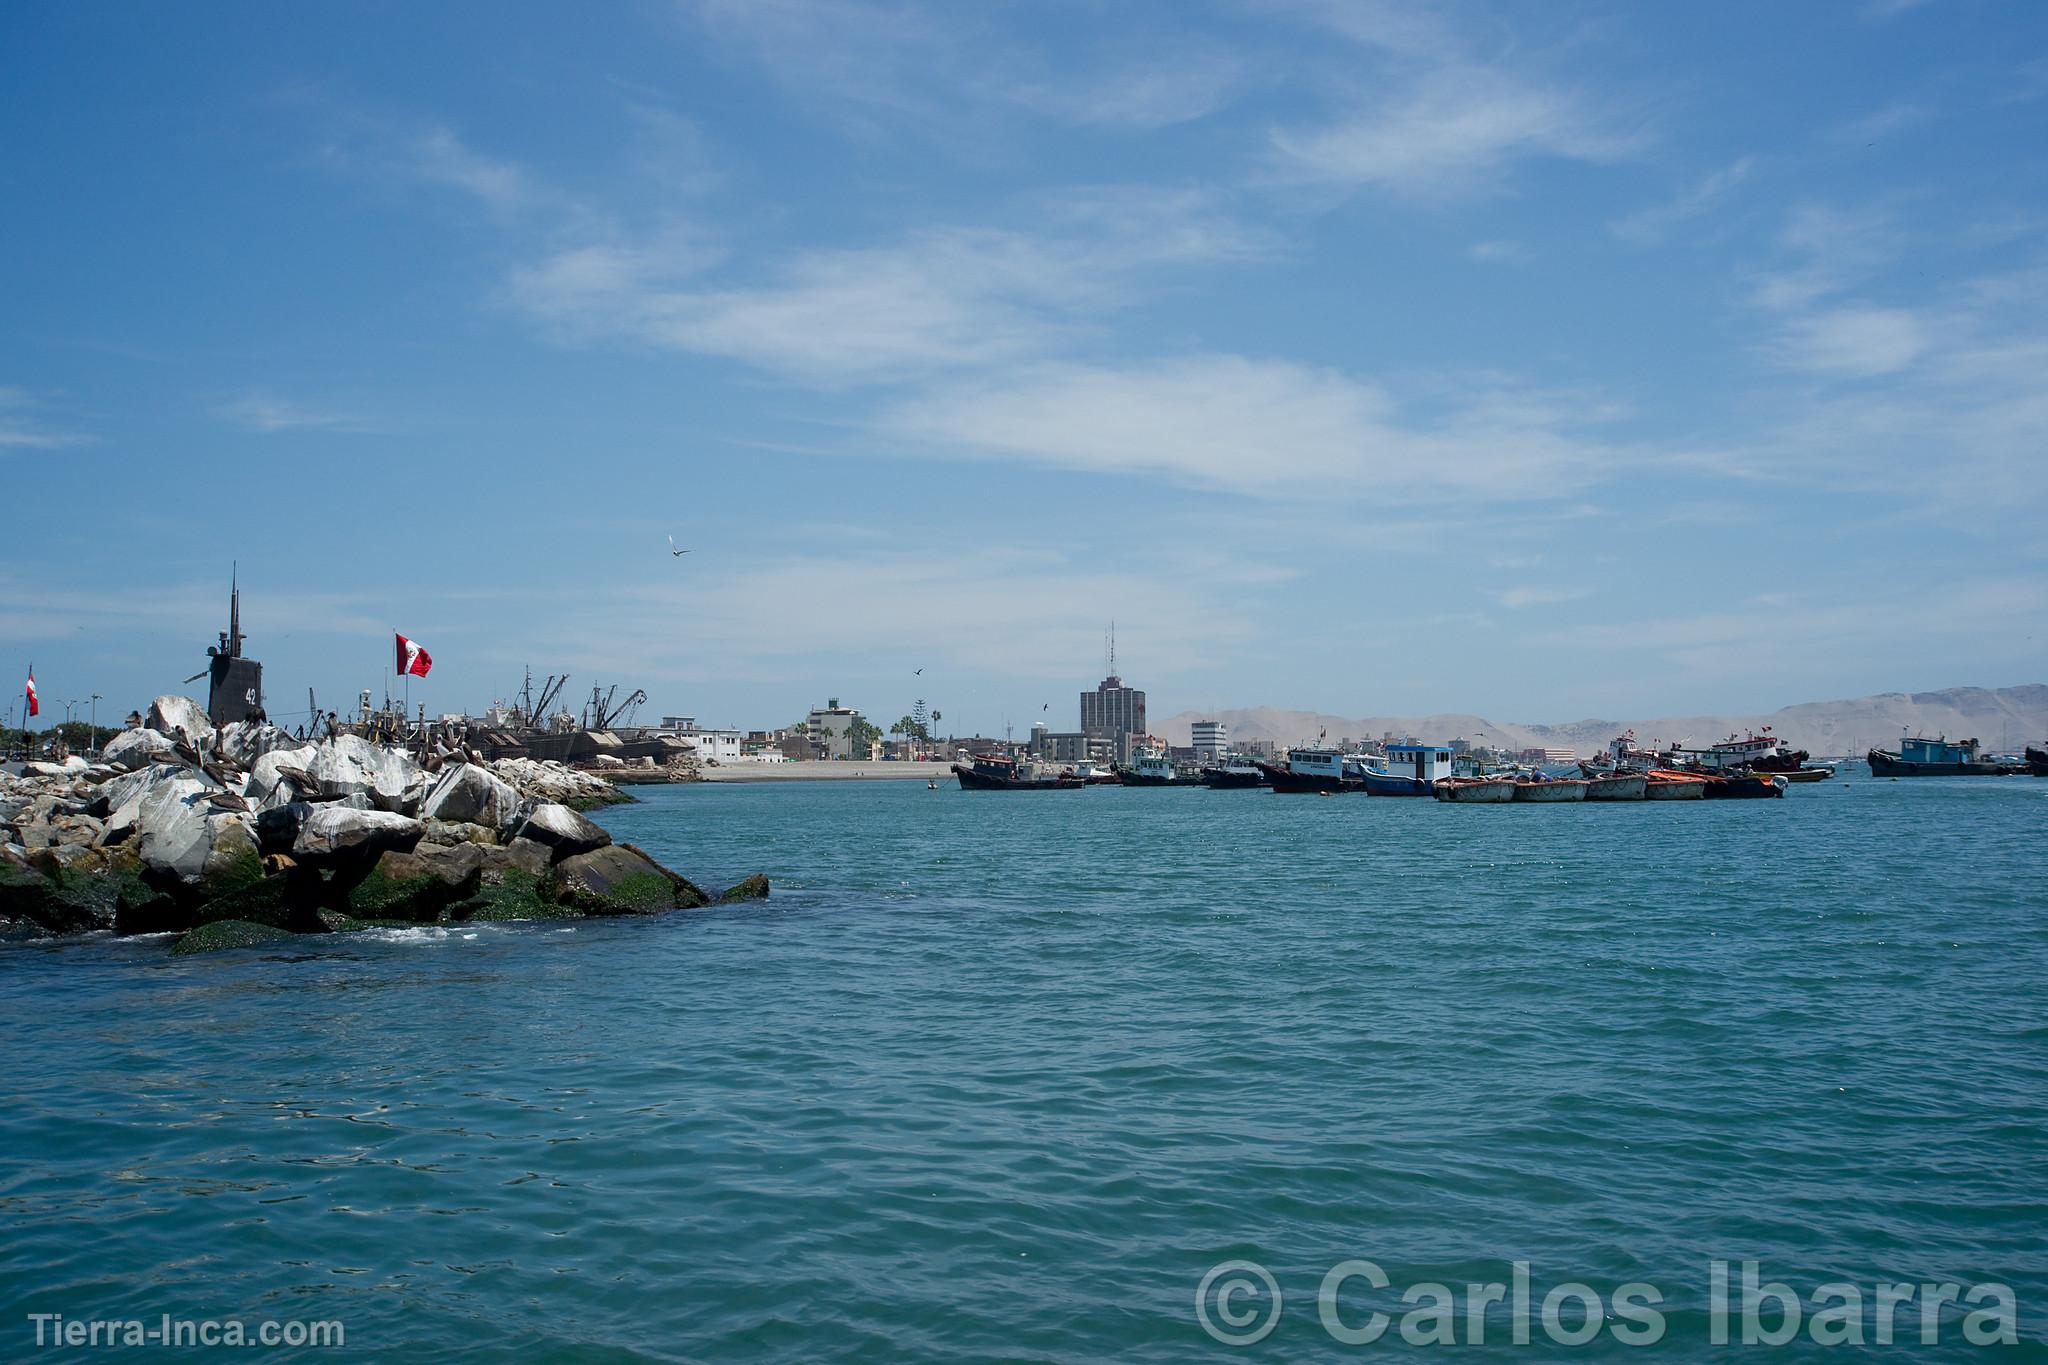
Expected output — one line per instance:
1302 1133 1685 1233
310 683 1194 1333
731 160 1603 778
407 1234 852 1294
1766 306 1928 377
1469 239 1531 263
1270 65 1639 196
0 387 87 449
1610 156 1756 244
506 189 1270 382
873 354 1639 501
1496 586 1589 609
215 392 371 434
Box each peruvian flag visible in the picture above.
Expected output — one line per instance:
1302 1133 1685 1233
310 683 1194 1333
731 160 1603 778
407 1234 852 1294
23 666 36 718
395 632 433 678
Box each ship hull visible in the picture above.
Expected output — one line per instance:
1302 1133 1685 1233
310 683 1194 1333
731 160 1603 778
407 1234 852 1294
1583 773 1647 801
1117 771 1199 787
1701 773 1785 798
1865 749 2021 777
1253 761 1362 794
1512 780 1588 802
951 763 1084 791
2029 746 2048 777
1360 769 1433 797
1200 767 1268 789
1644 775 1706 800
1433 778 1515 803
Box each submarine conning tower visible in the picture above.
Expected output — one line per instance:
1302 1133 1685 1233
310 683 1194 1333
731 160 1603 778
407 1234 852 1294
205 569 264 726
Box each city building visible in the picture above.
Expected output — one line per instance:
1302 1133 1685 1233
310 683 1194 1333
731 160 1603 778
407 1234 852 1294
807 699 865 760
1191 720 1228 763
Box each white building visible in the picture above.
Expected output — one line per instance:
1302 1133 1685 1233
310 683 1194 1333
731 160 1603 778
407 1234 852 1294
1191 720 1228 763
807 699 867 760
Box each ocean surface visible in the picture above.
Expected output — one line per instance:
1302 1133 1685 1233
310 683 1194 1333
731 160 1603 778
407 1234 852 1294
3 770 2045 1360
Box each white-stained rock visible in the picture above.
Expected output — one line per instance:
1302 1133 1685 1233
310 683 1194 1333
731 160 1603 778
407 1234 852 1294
420 764 523 831
135 775 230 884
100 727 181 771
146 695 216 747
216 721 304 767
291 806 424 865
513 802 611 859
301 735 428 814
242 744 320 810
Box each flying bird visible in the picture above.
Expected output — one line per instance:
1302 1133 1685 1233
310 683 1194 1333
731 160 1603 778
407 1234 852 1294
666 536 691 557
914 668 923 675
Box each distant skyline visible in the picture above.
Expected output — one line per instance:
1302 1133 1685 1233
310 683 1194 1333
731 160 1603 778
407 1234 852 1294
4 2 2046 736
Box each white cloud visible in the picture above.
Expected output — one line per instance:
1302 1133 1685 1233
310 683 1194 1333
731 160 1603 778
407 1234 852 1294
1496 586 1589 609
1769 306 1929 377
1469 239 1531 263
874 354 1632 501
1610 156 1756 245
0 387 86 449
1270 66 1637 195
506 191 1270 382
216 392 370 433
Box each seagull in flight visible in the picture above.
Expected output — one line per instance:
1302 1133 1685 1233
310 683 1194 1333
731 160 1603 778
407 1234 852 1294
666 536 691 557
914 668 923 675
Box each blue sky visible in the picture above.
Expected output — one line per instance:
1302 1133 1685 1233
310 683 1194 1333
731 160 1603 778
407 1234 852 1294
4 0 2045 736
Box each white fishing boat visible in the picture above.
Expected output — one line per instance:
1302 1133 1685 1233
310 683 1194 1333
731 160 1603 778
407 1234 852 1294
1433 776 1515 803
1583 772 1646 801
1512 776 1588 802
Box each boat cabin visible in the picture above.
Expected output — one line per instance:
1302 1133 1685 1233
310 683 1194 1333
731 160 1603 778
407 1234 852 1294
1900 735 1980 765
1285 747 1346 779
1383 743 1453 782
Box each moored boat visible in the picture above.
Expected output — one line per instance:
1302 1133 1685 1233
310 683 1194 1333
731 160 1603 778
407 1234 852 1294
1699 771 1785 798
1582 772 1646 801
1360 742 1454 797
1116 752 1199 787
1644 770 1707 799
1433 776 1515 803
1255 746 1369 793
1866 735 2027 777
1200 762 1268 789
2028 745 2048 777
1512 776 1588 802
951 755 1086 790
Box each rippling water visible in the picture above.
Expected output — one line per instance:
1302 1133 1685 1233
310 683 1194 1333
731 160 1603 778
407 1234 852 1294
4 772 2045 1359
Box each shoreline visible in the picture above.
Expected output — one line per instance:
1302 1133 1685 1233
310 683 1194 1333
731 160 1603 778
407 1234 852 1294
693 760 956 784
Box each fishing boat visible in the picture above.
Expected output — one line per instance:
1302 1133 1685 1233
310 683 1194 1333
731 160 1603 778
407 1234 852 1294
1644 770 1707 799
1866 735 2027 777
1200 761 1268 789
1116 752 1199 787
1512 775 1588 802
1359 742 1455 796
1254 746 1371 793
1663 727 1834 781
1071 760 1122 785
1433 776 1515 803
951 755 1086 791
2028 745 2048 777
1699 771 1786 798
1583 772 1647 801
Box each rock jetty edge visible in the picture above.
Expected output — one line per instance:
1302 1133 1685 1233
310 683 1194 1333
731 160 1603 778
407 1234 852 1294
2 697 767 953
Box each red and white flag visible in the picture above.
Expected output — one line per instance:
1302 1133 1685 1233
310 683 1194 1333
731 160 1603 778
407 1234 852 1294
23 666 37 718
395 633 433 678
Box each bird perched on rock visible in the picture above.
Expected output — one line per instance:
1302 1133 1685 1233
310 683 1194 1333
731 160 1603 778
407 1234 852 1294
173 739 203 768
201 758 240 789
208 790 251 812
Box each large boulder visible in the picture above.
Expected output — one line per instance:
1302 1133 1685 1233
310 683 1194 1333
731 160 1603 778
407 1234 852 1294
514 802 611 860
99 728 179 769
242 744 322 811
135 775 238 886
216 721 304 767
551 844 698 915
300 735 428 813
146 695 216 747
291 806 424 866
421 764 523 831
343 845 485 923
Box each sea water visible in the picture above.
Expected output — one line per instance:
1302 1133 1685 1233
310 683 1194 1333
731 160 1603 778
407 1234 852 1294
3 773 2044 1359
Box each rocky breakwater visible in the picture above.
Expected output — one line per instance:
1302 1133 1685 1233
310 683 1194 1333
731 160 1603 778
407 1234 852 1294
0 696 766 953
